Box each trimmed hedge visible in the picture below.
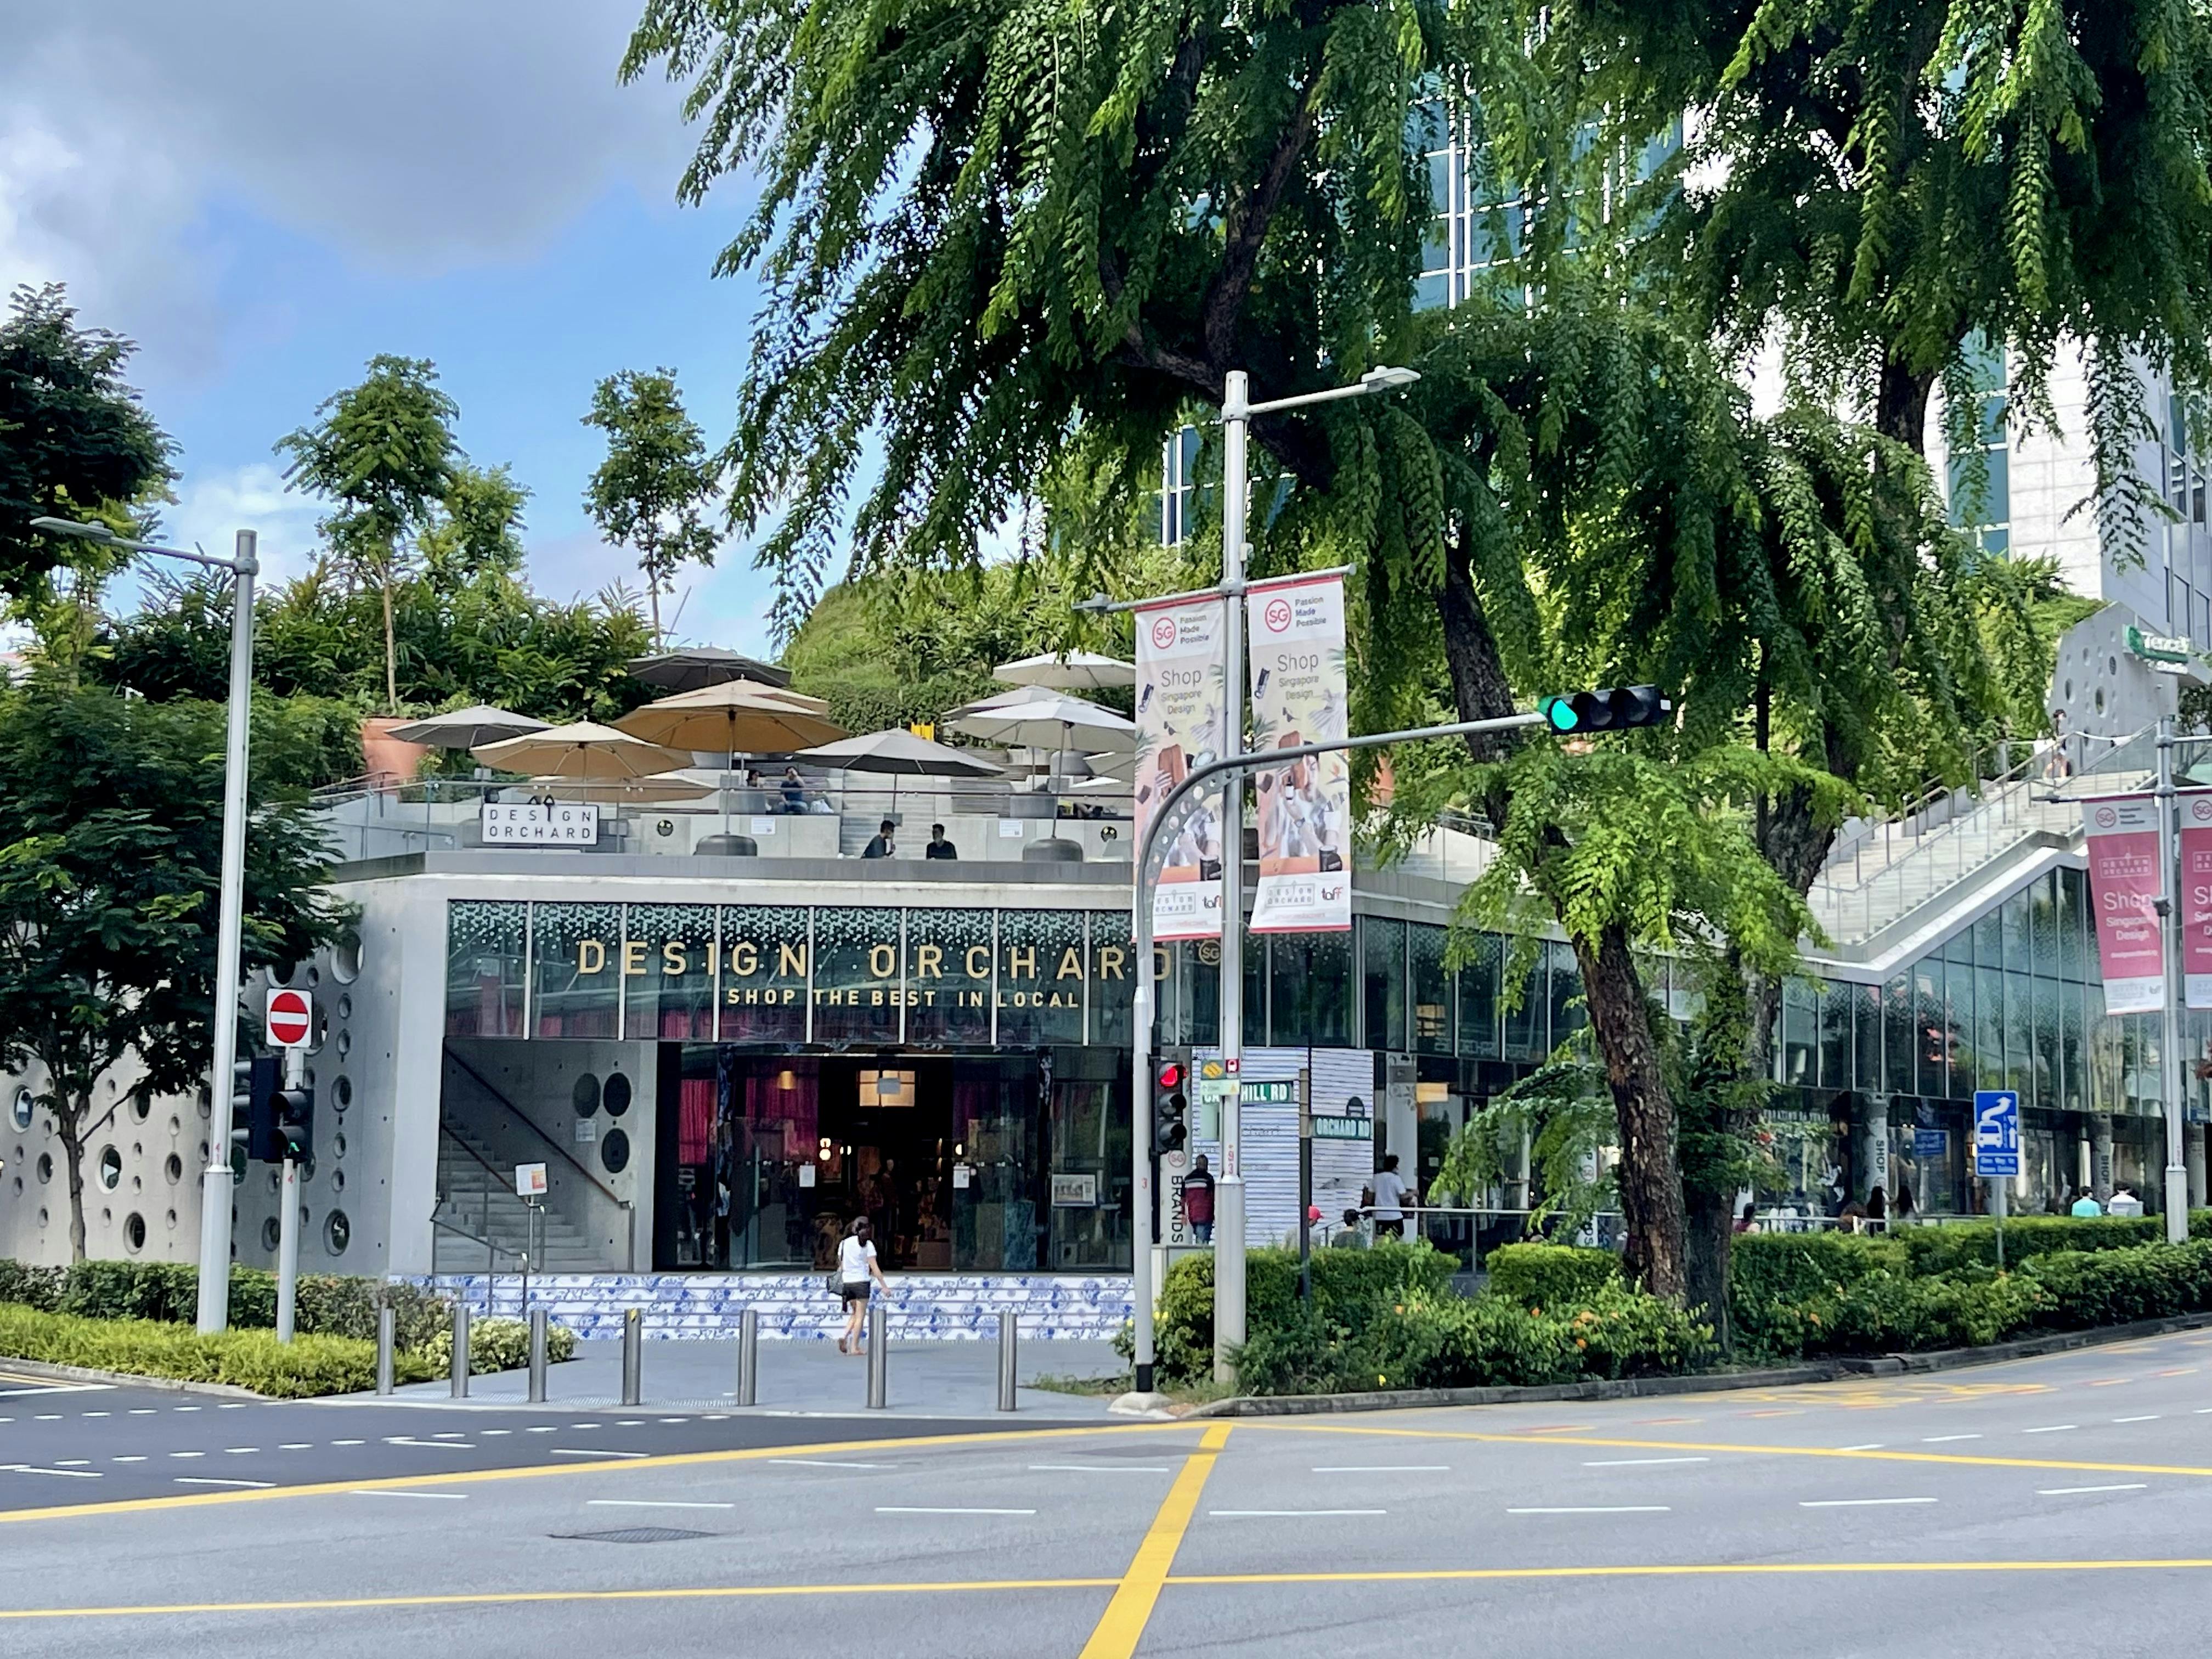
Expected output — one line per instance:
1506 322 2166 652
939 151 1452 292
1484 1243 1622 1311
1132 1242 1459 1384
0 1304 435 1397
419 1316 577 1376
0 1260 450 1353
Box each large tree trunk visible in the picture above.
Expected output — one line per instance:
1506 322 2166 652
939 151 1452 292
380 569 399 713
1876 359 1937 457
1573 923 1686 1301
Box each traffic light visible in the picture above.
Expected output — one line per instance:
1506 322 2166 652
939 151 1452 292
275 1081 314 1165
1537 685 1671 734
1153 1060 1188 1154
230 1056 281 1163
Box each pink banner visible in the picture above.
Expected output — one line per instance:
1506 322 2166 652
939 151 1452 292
2083 797 2164 1014
2182 795 2212 1009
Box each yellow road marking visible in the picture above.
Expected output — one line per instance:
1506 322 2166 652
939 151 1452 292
0 1422 1197 1527
0 1579 1122 1621
1076 1422 1230 1659
1243 1422 2212 1480
14 1556 2212 1621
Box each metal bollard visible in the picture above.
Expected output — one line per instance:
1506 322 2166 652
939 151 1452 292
866 1300 888 1409
997 1310 1018 1412
528 1306 548 1403
736 1308 758 1407
449 1300 471 1399
374 1305 396 1396
622 1307 644 1407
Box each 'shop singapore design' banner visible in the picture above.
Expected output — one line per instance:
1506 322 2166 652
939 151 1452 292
2180 793 2212 1008
1134 596 1228 941
2083 797 2165 1014
1245 573 1351 933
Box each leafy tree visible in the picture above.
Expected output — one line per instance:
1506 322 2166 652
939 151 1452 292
582 368 723 642
422 461 530 588
0 283 174 602
0 682 347 1260
276 356 460 710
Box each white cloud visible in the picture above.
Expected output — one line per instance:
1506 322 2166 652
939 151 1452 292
0 1 696 376
163 462 324 586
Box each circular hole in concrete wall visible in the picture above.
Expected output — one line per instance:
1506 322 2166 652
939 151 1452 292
166 1154 183 1184
325 1211 350 1255
98 1146 122 1189
36 1153 51 1183
600 1128 630 1175
573 1074 601 1116
123 1212 146 1252
603 1074 632 1118
261 1216 281 1252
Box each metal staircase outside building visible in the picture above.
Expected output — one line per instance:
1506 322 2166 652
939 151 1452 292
1807 729 2155 961
434 1122 606 1273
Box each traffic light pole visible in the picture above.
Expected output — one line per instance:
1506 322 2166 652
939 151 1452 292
275 1046 303 1343
1115 706 1545 1411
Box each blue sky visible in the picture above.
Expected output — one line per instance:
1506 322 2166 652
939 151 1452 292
2 1 783 652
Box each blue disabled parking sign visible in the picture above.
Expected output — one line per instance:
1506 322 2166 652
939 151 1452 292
1973 1090 2021 1179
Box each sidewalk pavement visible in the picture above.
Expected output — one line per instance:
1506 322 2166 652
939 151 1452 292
346 1336 1130 1419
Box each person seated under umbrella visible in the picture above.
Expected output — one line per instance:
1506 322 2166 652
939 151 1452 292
861 819 897 858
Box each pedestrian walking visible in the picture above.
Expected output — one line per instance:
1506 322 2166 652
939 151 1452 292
837 1216 887 1354
1332 1207 1368 1248
1183 1153 1216 1244
1370 1154 1413 1239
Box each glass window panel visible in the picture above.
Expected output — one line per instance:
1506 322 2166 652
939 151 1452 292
2032 974 2061 1109
1503 947 1547 1062
1455 933 1500 1058
2004 970 2033 1097
2061 976 2089 1111
812 906 901 1045
1156 940 1221 1048
1045 1071 1129 1270
623 904 718 1041
906 907 994 1046
445 901 526 1037
1974 904 2005 973
1411 925 1453 1053
1244 930 1268 1048
1088 913 1138 1050
1853 981 1881 1092
2001 889 2032 978
1943 962 1974 1101
1548 941 1584 1045
998 911 1086 1047
1782 978 1817 1087
1818 980 1852 1090
1976 967 2005 1091
1883 973 1917 1096
531 901 622 1039
1268 931 1352 1047
718 906 810 1042
2029 871 2059 980
1363 917 1408 1052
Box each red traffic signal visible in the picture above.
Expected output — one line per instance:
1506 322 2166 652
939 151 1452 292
1156 1062 1182 1088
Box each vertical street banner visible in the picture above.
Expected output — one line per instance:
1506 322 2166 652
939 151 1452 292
2083 797 2165 1014
1134 595 1228 941
2181 794 2212 1008
1245 572 1352 933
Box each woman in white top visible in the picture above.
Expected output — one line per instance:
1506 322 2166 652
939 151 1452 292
837 1217 888 1355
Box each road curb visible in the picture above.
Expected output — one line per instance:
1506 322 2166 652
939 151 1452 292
1186 1308 2212 1418
0 1355 267 1400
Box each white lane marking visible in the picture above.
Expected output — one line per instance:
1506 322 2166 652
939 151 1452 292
128 1409 156 1416
1312 1465 1453 1473
1508 1506 1669 1515
526 1427 558 1434
1581 1457 1708 1468
551 1449 647 1460
2039 1484 2148 1496
1030 1464 1173 1474
769 1459 883 1470
173 1407 201 1413
218 1403 249 1410
112 1456 146 1464
331 1439 365 1447
1801 1498 1937 1508
176 1477 274 1489
431 1432 468 1441
0 1464 102 1479
32 1414 60 1421
877 1506 1035 1516
2114 1415 2161 1424
480 1430 511 1437
82 1412 109 1418
1920 1435 1982 1443
2023 1425 2078 1435
704 1414 730 1421
168 1452 204 1459
53 1460 89 1468
616 1420 645 1427
1838 1443 1884 1452
1212 1508 1389 1517
278 1443 313 1451
384 1439 477 1452
586 1499 735 1510
657 1417 685 1424
224 1447 259 1455
350 1489 467 1500
567 1424 598 1430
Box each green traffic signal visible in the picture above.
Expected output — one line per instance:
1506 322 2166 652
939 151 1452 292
1537 685 1670 734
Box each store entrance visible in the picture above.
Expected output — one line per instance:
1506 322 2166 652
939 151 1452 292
656 1049 1043 1273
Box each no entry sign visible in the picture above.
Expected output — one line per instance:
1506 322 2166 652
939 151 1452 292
266 988 313 1049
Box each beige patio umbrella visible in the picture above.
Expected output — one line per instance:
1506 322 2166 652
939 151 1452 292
471 721 691 780
387 704 550 749
991 649 1137 691
614 679 845 758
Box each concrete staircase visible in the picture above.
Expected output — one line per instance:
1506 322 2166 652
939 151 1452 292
433 1123 603 1273
417 1269 1135 1342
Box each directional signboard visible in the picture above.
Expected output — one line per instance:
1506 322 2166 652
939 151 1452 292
266 988 312 1049
1973 1090 2021 1179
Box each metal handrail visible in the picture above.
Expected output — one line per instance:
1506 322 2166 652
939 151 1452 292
446 1048 629 1211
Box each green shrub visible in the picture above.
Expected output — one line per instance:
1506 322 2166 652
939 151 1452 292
3 1260 453 1355
1231 1282 1711 1397
0 1260 64 1311
1728 1233 1904 1358
2022 1237 2212 1329
1887 1216 2164 1275
0 1303 434 1397
417 1316 576 1376
1484 1243 1622 1311
1132 1241 1459 1384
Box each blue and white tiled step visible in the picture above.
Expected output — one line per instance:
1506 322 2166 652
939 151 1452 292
410 1271 1135 1341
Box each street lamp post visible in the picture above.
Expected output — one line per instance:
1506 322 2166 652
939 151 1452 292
1211 365 1417 1382
30 516 259 1330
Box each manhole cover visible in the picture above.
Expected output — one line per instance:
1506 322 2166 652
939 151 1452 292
553 1526 716 1544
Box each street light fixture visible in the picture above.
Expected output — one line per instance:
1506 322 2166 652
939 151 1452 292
31 514 259 1333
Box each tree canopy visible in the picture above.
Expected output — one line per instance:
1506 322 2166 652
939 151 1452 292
582 367 724 643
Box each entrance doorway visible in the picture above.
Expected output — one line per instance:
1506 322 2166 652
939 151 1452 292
656 1049 1045 1272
